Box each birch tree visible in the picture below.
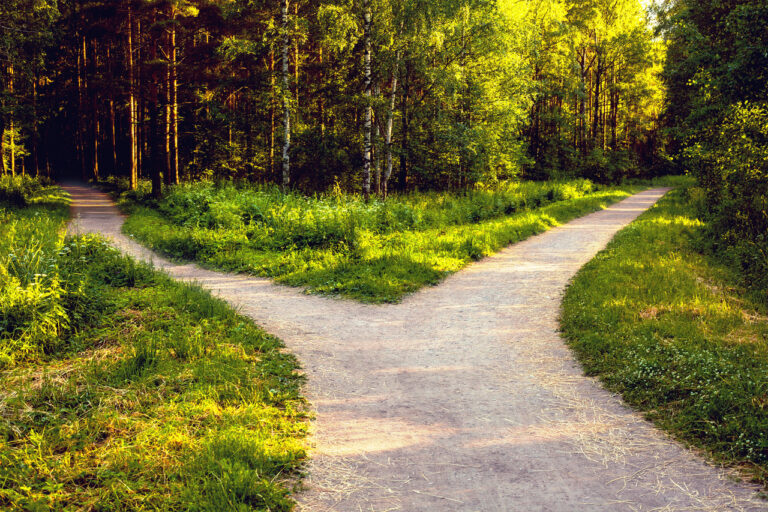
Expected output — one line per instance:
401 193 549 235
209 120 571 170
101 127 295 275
281 0 291 189
362 0 372 199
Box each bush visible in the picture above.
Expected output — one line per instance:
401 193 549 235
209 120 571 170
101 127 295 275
0 175 49 207
685 102 768 295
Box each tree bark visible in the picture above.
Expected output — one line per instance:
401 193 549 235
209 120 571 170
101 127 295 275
592 46 602 149
9 64 15 177
398 58 410 191
269 49 275 179
382 54 399 199
171 19 179 184
294 2 299 121
128 6 138 189
318 45 325 138
77 36 87 180
362 0 372 200
165 22 173 188
90 39 99 182
281 0 291 189
149 20 162 198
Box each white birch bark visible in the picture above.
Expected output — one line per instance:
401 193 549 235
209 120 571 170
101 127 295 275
281 0 291 189
382 52 399 199
362 0 372 200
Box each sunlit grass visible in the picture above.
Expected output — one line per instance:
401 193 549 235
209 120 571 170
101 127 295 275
0 182 307 510
118 178 682 302
561 185 768 483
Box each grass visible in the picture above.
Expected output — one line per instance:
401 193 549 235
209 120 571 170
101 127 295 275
116 177 685 303
561 182 768 484
0 176 307 510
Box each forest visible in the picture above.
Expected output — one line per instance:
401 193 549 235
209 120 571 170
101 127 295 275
2 0 664 194
2 0 768 509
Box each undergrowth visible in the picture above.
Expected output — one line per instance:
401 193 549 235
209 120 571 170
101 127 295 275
0 178 307 510
115 177 683 302
561 184 768 484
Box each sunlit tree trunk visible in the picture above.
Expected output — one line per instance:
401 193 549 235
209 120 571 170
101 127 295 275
382 54 399 199
318 45 325 138
165 24 172 188
77 36 86 180
149 15 163 198
610 63 618 150
398 58 410 191
128 6 138 190
9 64 15 177
592 45 602 148
293 2 299 122
108 46 117 175
269 49 275 179
281 0 291 189
90 40 99 182
362 0 372 200
171 20 179 184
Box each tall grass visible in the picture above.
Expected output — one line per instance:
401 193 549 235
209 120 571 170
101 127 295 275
119 178 656 302
562 184 768 483
0 179 307 509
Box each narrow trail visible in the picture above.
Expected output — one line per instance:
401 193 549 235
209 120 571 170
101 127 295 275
63 184 765 511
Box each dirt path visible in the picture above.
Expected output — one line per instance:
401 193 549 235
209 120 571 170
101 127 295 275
64 184 765 511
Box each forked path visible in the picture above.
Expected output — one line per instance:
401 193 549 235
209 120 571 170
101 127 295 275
63 184 765 511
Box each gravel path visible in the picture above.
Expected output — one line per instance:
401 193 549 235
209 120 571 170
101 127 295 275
63 184 765 511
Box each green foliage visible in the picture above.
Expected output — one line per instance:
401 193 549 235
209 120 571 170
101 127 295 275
119 179 646 302
2 0 667 192
0 175 56 207
0 181 307 509
562 185 768 482
662 0 768 299
684 103 768 295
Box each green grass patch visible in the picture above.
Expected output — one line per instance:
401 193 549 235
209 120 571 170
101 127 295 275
0 180 307 510
561 184 768 483
118 178 678 303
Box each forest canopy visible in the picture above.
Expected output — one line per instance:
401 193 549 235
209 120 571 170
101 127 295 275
1 0 665 196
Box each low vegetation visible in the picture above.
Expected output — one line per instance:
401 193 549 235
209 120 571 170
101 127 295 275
113 178 654 303
562 183 768 483
0 176 307 510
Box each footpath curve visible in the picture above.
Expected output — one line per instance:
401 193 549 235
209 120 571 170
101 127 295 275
63 184 765 511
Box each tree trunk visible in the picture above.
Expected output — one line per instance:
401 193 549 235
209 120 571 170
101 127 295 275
90 39 99 182
171 20 179 184
293 2 299 122
578 50 587 154
269 49 275 179
362 0 372 200
610 64 618 150
318 45 325 138
398 59 410 191
149 26 162 198
9 65 15 177
374 123 381 195
165 24 172 188
592 49 602 149
281 0 291 189
382 54 399 199
32 77 39 176
78 36 87 180
128 6 138 189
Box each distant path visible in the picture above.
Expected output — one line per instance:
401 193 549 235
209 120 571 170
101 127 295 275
63 184 764 511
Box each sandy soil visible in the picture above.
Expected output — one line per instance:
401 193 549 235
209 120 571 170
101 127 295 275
63 184 766 511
